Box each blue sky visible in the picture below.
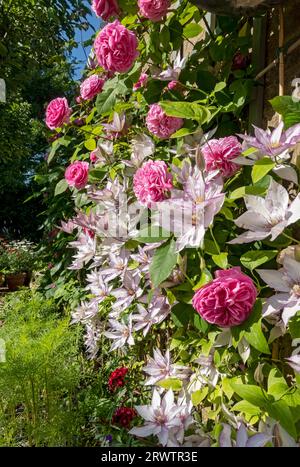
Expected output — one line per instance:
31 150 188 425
72 2 103 80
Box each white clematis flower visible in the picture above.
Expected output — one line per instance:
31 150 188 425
229 179 300 244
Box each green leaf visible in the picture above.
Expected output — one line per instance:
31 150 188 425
193 314 209 332
267 400 297 439
222 378 234 399
158 378 183 391
84 139 96 151
230 383 268 409
135 226 171 243
191 387 209 405
240 250 277 271
232 400 261 416
88 168 107 182
159 101 210 123
244 320 270 354
229 185 266 200
48 137 71 164
54 179 68 196
213 82 227 93
170 125 197 139
251 157 275 184
204 239 220 255
193 268 213 290
183 23 203 38
270 96 300 129
212 252 228 269
149 239 177 288
171 303 194 327
267 368 289 400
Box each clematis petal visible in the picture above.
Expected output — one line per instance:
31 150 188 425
272 165 298 184
228 230 269 244
236 423 248 447
287 194 300 226
246 433 272 447
256 270 289 292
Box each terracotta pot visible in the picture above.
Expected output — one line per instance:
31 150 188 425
6 273 27 291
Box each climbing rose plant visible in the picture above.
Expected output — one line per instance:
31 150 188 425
42 0 300 447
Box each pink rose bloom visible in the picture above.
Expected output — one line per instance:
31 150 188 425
138 0 171 22
133 72 148 91
80 75 105 100
133 160 173 206
201 136 241 178
45 97 71 130
90 149 99 163
192 267 257 327
146 104 183 139
167 80 179 91
94 20 139 74
65 161 89 190
91 0 120 20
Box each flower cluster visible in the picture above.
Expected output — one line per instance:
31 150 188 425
108 367 128 391
112 407 137 428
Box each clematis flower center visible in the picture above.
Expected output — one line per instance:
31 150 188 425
195 195 205 204
292 284 300 297
155 414 167 426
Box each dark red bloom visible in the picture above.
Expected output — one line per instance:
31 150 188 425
112 407 136 428
108 367 128 391
232 52 250 71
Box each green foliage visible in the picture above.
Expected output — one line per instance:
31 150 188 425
149 239 178 288
270 96 300 129
0 290 142 447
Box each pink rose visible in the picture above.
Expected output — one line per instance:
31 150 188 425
80 75 105 101
133 72 148 91
167 80 179 91
201 136 241 178
94 20 139 74
133 160 173 206
90 149 99 163
146 104 183 139
65 161 89 190
45 97 71 130
91 0 120 20
192 267 257 327
138 0 171 22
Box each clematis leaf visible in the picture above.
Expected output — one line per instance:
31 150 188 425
150 238 177 288
54 179 68 196
244 320 271 354
230 383 269 409
159 100 211 123
212 252 228 269
191 387 209 406
158 378 182 391
251 157 275 184
240 250 277 271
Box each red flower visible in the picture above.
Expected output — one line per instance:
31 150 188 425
112 407 136 428
108 367 128 391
